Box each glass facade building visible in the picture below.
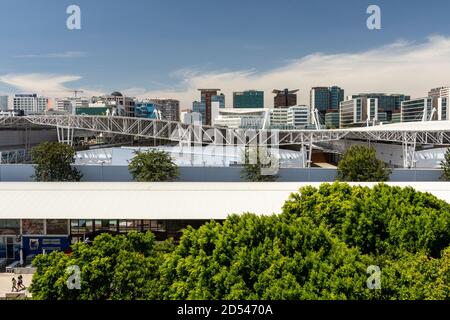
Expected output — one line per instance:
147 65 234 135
401 98 433 122
135 102 159 119
233 90 264 109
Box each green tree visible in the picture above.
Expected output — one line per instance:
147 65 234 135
31 142 82 182
337 145 391 182
440 148 450 181
128 149 179 182
241 147 278 182
31 232 175 300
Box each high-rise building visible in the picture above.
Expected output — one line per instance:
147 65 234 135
135 102 160 119
401 98 433 122
149 99 180 121
339 97 378 128
233 90 264 109
13 94 48 114
192 101 206 125
0 96 8 112
310 86 344 122
198 89 222 125
273 89 298 108
325 111 340 129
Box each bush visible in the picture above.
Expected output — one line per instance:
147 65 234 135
337 145 391 182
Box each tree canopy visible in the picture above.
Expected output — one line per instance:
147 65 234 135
31 183 450 300
31 142 82 182
337 145 391 182
128 149 179 182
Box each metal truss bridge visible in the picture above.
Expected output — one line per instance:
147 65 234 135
1 114 450 168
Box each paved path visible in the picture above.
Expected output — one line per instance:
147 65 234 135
0 273 33 298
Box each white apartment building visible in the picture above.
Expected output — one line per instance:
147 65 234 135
287 105 310 128
13 94 48 114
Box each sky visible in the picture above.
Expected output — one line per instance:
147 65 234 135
1 0 450 108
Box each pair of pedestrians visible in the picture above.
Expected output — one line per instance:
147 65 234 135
11 275 25 292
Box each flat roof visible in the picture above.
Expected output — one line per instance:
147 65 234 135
1 182 450 220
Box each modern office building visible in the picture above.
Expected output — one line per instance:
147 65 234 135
0 95 8 112
13 94 48 114
270 108 289 126
198 89 222 125
149 99 180 121
351 93 410 121
401 98 433 122
310 86 344 112
287 105 310 128
192 101 206 125
273 89 298 108
339 97 378 128
329 86 345 110
233 90 264 109
325 111 340 129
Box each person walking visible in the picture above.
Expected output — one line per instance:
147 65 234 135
11 277 17 292
17 275 25 291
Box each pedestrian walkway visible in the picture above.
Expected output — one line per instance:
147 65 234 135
0 273 33 299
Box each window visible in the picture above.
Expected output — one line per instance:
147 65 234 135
47 220 68 235
0 219 20 235
22 219 44 235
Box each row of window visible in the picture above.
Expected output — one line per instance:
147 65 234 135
0 219 68 235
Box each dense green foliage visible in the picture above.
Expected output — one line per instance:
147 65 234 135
32 142 82 182
128 149 179 182
241 147 278 182
337 145 391 182
31 183 450 300
441 148 450 181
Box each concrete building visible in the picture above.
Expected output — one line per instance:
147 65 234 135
134 101 160 119
401 98 433 122
233 90 264 109
183 111 202 124
13 94 48 114
325 111 339 129
351 93 410 122
273 89 298 108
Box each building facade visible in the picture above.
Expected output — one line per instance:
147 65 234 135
351 93 410 121
198 89 222 125
339 97 378 128
325 111 340 129
135 102 160 119
56 97 89 113
273 89 298 108
13 94 48 114
149 99 180 121
287 105 310 128
233 90 264 109
401 98 433 122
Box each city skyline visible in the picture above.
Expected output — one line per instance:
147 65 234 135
1 1 450 107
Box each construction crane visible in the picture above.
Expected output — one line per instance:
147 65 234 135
71 90 84 99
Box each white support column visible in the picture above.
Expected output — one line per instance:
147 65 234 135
57 126 74 146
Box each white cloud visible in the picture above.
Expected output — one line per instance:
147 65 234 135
129 35 450 109
0 73 103 97
14 51 87 59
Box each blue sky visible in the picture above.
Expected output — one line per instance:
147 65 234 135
1 0 450 107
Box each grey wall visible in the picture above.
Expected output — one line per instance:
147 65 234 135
0 164 444 182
